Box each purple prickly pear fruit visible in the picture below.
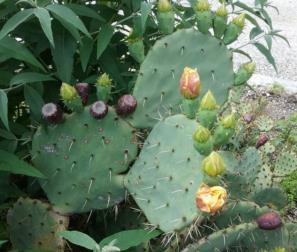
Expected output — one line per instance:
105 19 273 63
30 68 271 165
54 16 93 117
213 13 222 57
116 95 137 117
256 133 269 148
42 103 64 124
256 212 282 230
243 114 254 124
90 101 108 119
75 83 90 105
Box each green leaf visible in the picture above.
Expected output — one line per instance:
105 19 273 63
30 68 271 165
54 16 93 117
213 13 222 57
0 240 7 247
0 36 45 71
96 24 114 59
99 229 161 250
34 8 54 47
232 49 253 61
254 42 277 72
58 231 97 250
249 27 263 40
0 9 34 40
140 2 151 32
80 36 94 72
10 72 54 86
264 34 272 50
0 90 9 131
51 26 77 82
46 4 90 37
66 3 105 22
0 150 46 178
24 85 44 121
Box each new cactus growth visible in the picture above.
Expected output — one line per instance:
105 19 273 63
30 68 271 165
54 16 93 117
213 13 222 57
96 73 112 102
42 103 64 124
116 95 137 117
234 62 256 86
195 0 212 34
213 4 228 38
157 0 175 34
223 13 245 44
60 82 83 111
193 126 213 155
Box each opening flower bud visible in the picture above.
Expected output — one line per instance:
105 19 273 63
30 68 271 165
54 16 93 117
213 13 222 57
221 114 236 129
180 67 201 100
202 151 225 177
233 13 245 28
216 4 228 17
97 73 112 87
195 0 211 11
193 126 211 143
243 62 256 74
199 90 217 111
60 83 79 101
157 0 172 12
196 184 227 214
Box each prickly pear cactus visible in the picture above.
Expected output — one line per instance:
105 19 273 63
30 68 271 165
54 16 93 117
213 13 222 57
32 107 138 214
274 151 297 177
7 198 68 252
130 28 234 128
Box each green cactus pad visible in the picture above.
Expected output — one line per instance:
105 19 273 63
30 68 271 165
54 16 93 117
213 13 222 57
126 114 207 232
130 28 234 128
255 115 274 132
274 151 297 177
7 198 68 252
252 164 273 193
251 187 287 209
32 107 138 214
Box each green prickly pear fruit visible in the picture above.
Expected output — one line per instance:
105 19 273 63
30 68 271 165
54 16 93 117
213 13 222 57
195 0 213 34
223 13 245 44
96 73 112 102
127 37 145 63
60 83 83 112
42 103 64 124
193 126 213 156
213 114 236 147
202 151 225 177
197 90 218 129
213 4 228 38
234 62 256 86
157 0 175 34
256 212 282 230
90 101 108 119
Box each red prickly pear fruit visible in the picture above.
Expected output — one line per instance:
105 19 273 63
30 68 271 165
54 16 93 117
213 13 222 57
75 83 90 105
243 114 254 124
116 95 137 117
90 101 108 119
256 133 269 148
42 103 64 124
256 212 282 230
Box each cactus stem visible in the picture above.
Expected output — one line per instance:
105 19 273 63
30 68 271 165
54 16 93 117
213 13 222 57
154 204 167 210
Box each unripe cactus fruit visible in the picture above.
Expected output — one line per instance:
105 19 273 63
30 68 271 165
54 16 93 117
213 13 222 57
202 151 225 177
180 67 201 99
233 13 245 28
234 62 256 86
213 4 228 38
75 83 90 105
213 114 236 147
223 13 245 45
200 90 217 110
116 95 137 117
96 73 112 102
195 0 212 34
193 126 213 155
193 126 211 143
256 133 269 148
157 0 174 34
42 103 64 124
256 212 282 230
221 114 236 129
60 83 83 111
90 101 108 119
157 0 172 12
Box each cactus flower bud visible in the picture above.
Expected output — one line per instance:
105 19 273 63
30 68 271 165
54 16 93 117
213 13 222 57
244 62 256 74
157 0 172 12
60 83 78 101
193 126 211 143
97 73 112 87
116 95 137 117
202 151 225 177
75 83 90 105
216 4 228 17
180 67 201 100
90 101 108 119
196 184 227 214
256 212 282 230
42 103 64 124
233 13 245 29
199 90 217 111
256 133 269 149
196 0 210 11
222 114 236 129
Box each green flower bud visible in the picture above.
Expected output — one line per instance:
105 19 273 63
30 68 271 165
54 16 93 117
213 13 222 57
196 0 211 11
60 82 79 101
199 90 218 111
157 0 172 12
243 62 256 74
233 13 245 29
193 126 211 143
97 73 112 87
221 114 236 129
202 151 225 177
216 4 228 17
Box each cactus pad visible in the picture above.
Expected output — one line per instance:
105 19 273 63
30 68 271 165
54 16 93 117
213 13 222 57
252 164 273 193
126 114 206 232
274 151 297 177
255 115 274 131
130 28 234 128
7 198 68 252
32 107 138 213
